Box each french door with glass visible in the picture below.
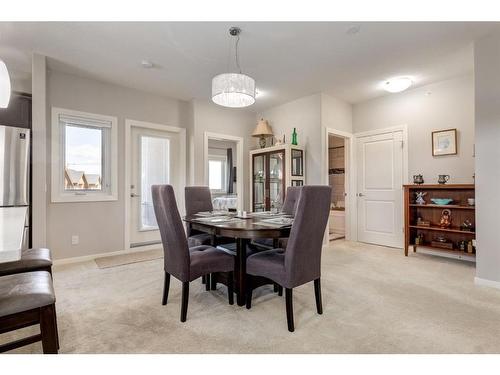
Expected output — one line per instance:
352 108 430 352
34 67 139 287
129 126 181 247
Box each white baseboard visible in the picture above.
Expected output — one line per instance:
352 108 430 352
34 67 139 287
474 277 500 290
53 245 161 266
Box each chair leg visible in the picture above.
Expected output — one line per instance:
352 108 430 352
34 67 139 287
205 274 210 291
210 274 217 290
285 288 294 332
227 272 234 305
40 304 58 354
162 272 171 305
180 282 189 322
314 278 323 315
246 288 252 309
278 285 283 296
53 304 60 350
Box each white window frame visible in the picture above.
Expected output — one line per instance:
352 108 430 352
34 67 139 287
51 107 118 203
208 154 227 194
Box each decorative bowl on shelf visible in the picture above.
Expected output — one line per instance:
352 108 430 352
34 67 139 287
430 198 453 205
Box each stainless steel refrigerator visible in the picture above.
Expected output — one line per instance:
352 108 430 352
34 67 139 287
0 125 30 249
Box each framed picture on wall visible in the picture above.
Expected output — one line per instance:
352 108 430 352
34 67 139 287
432 128 457 156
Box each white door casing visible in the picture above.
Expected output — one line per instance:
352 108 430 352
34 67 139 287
356 130 404 248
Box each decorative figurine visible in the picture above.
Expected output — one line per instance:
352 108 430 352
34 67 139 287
415 233 424 245
460 218 474 232
413 174 424 184
438 174 450 184
439 209 452 228
274 134 286 146
291 128 298 145
415 191 427 205
467 240 474 254
458 240 467 251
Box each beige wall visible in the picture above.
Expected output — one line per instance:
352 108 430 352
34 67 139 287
191 99 256 210
353 75 475 184
321 93 353 134
46 70 190 259
12 77 32 94
258 94 323 184
474 32 500 286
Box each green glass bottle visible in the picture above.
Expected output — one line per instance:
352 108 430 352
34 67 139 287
291 128 298 145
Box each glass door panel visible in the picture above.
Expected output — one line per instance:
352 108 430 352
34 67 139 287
291 149 303 176
269 151 284 210
253 154 266 212
140 135 170 230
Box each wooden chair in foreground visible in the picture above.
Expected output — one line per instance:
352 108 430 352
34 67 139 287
0 271 58 353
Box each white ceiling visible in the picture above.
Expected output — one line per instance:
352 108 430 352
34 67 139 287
0 22 499 110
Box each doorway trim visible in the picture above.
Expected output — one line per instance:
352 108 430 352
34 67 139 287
353 124 409 247
124 119 186 252
323 127 355 242
203 132 244 211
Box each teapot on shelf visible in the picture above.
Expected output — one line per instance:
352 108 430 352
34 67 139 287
413 174 424 184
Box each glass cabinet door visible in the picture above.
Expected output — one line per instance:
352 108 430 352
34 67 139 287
291 149 303 176
252 154 266 212
268 151 284 211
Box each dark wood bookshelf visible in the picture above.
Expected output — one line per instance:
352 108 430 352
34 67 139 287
404 184 476 261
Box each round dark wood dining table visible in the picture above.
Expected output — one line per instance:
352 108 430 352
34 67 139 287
183 214 291 306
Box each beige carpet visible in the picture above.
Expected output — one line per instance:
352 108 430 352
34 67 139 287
95 249 163 269
4 240 500 353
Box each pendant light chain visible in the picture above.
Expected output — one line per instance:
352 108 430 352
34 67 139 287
235 33 242 74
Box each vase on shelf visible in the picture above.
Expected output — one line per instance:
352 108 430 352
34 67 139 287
291 128 298 145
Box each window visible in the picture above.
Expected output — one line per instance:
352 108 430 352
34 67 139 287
51 107 118 202
208 155 227 193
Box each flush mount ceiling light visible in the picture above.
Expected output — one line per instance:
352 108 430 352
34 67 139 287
382 76 413 93
141 60 154 69
0 60 11 108
212 27 255 108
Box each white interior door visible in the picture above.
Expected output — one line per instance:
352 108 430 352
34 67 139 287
129 126 181 247
356 131 404 248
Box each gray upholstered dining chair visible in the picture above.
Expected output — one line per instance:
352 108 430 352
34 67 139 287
152 184 235 322
281 186 302 215
252 186 302 250
185 186 214 247
246 185 331 332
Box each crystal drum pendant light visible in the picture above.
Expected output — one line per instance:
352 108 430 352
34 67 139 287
0 60 11 108
212 27 255 108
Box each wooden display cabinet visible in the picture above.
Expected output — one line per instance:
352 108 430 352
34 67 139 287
250 145 305 212
403 184 476 262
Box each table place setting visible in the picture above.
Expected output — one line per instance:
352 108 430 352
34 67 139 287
192 215 243 224
247 211 289 218
254 217 294 228
194 210 229 217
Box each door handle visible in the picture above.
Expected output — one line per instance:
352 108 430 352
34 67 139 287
130 193 141 198
357 193 364 197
